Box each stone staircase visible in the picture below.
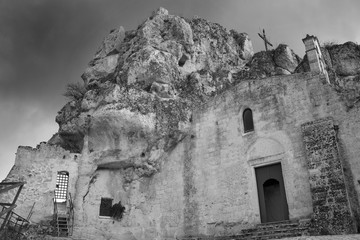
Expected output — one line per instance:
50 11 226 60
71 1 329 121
181 220 310 240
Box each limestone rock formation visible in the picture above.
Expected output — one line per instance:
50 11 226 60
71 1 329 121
327 41 360 76
235 44 301 80
51 8 305 181
93 26 125 61
296 41 360 108
5 7 360 240
296 41 360 77
274 44 301 73
231 31 254 61
53 7 256 180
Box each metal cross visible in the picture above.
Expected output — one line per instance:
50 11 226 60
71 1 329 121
258 29 273 51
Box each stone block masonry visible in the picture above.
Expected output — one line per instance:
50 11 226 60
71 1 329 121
302 118 356 235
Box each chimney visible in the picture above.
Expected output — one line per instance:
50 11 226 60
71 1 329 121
302 35 329 81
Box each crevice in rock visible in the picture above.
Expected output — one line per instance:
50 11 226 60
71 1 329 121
83 173 98 203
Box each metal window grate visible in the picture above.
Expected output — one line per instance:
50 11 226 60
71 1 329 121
55 172 69 202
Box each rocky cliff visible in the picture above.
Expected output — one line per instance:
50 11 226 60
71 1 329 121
49 7 360 182
325 42 360 109
4 6 360 240
50 7 259 180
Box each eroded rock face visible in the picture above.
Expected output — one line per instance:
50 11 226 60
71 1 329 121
235 44 301 80
82 54 119 86
327 42 360 76
53 7 255 179
326 42 360 108
92 26 125 61
231 31 254 61
296 41 360 78
305 42 360 108
274 44 301 73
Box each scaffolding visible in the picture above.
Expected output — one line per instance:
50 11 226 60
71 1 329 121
0 182 29 240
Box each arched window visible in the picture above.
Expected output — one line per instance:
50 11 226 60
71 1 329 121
243 108 254 133
55 171 69 203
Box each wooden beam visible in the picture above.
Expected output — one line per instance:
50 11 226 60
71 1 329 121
0 182 25 185
0 204 16 218
0 182 25 194
258 29 273 51
0 203 13 206
265 40 273 47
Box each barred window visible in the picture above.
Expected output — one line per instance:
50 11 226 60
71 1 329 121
99 198 113 217
55 171 69 202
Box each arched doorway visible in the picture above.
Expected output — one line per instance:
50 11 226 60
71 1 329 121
255 163 289 223
263 179 282 222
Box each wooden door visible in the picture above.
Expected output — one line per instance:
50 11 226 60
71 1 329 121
255 163 289 223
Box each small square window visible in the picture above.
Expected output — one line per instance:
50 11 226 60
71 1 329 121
99 198 113 217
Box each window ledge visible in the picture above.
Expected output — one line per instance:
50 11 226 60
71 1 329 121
242 130 255 136
98 216 112 219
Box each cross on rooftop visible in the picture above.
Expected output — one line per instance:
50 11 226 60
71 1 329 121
258 29 273 51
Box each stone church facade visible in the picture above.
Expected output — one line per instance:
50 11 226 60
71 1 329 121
2 8 360 240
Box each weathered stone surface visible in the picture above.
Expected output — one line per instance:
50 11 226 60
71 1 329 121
92 26 125 62
235 44 301 80
327 42 360 76
302 118 356 235
274 44 301 73
124 46 179 87
0 143 78 224
295 54 311 73
316 42 360 108
231 31 254 60
81 54 119 86
55 7 256 171
6 7 360 240
321 46 333 69
248 51 276 78
297 42 360 96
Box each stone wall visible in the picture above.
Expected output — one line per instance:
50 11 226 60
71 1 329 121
71 139 185 240
187 72 325 237
0 143 79 223
302 118 355 234
71 71 360 239
181 71 360 237
337 106 360 231
3 71 360 239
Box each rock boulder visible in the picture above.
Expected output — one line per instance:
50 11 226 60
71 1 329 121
274 44 301 73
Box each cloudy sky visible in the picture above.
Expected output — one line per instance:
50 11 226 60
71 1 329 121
0 0 359 181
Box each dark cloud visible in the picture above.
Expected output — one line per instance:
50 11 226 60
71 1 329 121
0 0 359 180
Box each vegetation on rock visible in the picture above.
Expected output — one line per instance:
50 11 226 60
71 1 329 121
63 82 87 101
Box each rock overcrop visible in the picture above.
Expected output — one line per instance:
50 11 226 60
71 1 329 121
51 7 301 180
235 44 302 80
325 42 360 108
